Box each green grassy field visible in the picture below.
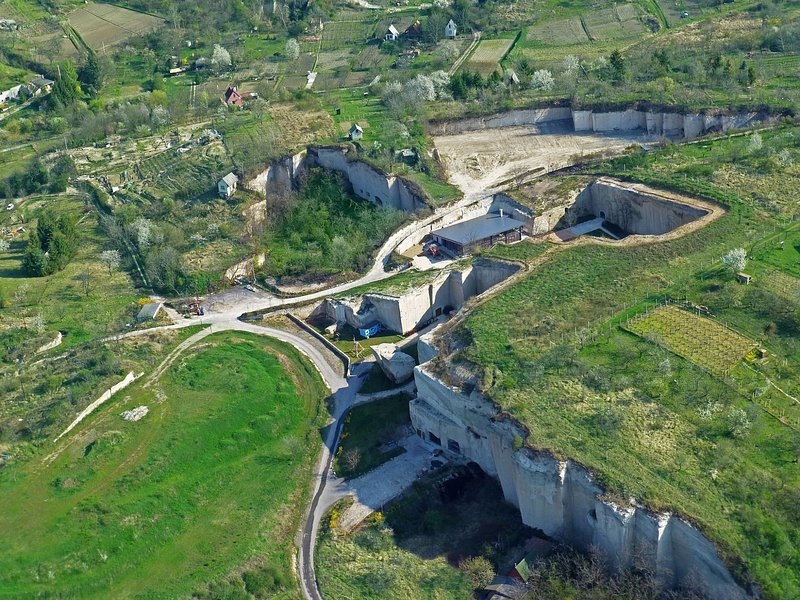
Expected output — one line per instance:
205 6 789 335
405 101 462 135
0 331 328 599
454 133 800 598
333 393 410 479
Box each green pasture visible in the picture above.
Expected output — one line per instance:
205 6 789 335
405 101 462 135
0 331 328 598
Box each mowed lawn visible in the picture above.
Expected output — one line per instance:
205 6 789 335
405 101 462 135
0 332 328 598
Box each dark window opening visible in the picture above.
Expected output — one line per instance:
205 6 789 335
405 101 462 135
447 439 461 454
599 211 606 219
429 432 441 446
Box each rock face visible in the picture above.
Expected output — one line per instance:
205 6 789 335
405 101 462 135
120 406 149 422
36 331 63 354
371 344 416 383
569 178 709 236
315 258 519 335
409 357 752 599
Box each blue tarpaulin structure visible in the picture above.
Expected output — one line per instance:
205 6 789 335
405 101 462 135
358 321 381 338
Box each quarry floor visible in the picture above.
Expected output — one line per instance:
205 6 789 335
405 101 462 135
432 121 647 194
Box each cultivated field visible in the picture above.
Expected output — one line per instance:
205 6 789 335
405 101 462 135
68 3 164 52
762 270 800 301
583 4 647 40
527 17 589 45
625 304 756 375
465 38 515 76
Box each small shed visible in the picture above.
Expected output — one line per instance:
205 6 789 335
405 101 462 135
385 24 400 41
404 20 422 38
28 75 54 96
736 272 752 285
445 19 457 39
358 321 381 339
218 172 239 199
349 123 363 141
137 302 163 322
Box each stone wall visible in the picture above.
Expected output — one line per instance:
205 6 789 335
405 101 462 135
409 357 752 599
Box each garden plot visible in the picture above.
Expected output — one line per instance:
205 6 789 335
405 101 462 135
583 4 647 40
465 38 515 76
625 305 756 376
526 18 589 45
320 19 380 51
68 3 164 52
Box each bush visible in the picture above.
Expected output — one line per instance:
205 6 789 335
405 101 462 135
459 556 495 589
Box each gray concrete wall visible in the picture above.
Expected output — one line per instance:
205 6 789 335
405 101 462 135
410 364 751 599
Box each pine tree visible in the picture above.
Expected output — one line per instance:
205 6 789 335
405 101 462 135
51 61 82 108
80 51 103 95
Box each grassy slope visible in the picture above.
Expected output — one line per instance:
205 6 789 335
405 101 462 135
0 331 327 599
458 133 800 597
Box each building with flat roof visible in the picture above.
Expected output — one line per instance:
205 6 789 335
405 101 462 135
431 212 525 256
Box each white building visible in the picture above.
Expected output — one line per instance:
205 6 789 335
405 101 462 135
385 24 400 41
218 172 239 199
445 19 457 39
349 123 363 141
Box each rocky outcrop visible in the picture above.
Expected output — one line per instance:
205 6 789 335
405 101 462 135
371 343 415 383
409 357 752 599
318 258 519 335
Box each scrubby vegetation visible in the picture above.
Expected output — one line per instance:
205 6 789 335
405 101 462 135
261 169 406 281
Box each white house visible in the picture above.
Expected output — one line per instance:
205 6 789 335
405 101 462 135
445 19 457 39
385 24 400 41
218 172 239 199
0 84 25 105
349 123 363 141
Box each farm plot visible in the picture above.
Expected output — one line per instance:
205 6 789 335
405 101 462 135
583 4 647 41
465 38 516 76
320 19 380 51
69 3 164 52
527 18 589 45
625 304 756 376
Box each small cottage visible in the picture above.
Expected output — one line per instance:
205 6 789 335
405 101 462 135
218 173 239 199
28 75 54 96
385 24 400 41
445 19 457 39
349 123 363 141
223 84 243 107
